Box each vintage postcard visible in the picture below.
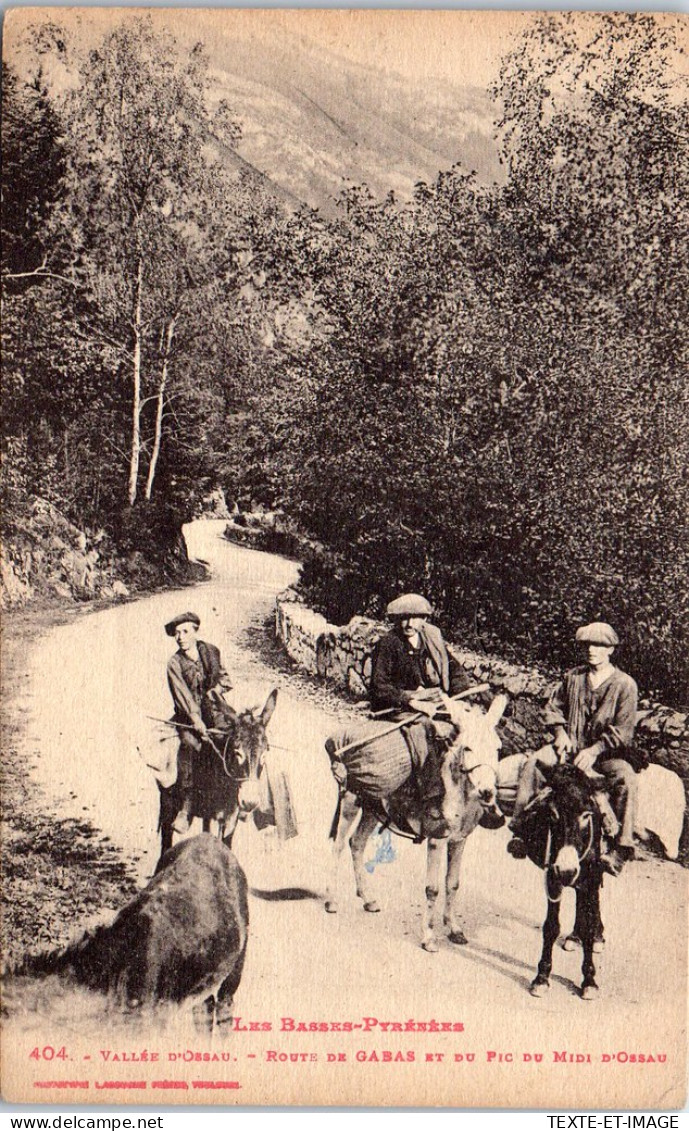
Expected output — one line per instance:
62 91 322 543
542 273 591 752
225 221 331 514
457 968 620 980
1 8 688 1110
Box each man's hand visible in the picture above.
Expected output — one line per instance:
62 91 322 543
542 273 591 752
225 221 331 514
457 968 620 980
409 698 438 717
408 686 442 716
574 746 599 774
195 720 209 741
553 727 574 762
411 686 440 701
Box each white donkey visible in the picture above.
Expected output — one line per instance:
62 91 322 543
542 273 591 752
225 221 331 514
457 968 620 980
325 692 508 951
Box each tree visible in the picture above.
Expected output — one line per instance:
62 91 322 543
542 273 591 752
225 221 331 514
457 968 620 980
230 14 689 701
63 17 243 507
1 61 71 286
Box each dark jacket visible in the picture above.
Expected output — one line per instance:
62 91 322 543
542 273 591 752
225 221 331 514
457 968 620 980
370 624 471 711
167 641 231 745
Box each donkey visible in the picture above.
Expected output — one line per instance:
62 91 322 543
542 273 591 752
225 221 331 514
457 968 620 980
157 688 278 868
518 763 605 1000
325 693 508 951
7 834 248 1029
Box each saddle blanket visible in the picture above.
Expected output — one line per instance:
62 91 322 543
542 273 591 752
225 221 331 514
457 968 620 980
635 764 685 860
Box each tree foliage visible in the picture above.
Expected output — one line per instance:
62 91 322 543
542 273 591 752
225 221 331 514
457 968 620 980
3 13 687 702
221 14 689 703
2 19 273 557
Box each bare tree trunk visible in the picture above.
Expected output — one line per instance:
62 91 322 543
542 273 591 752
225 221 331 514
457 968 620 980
127 255 144 507
145 315 176 501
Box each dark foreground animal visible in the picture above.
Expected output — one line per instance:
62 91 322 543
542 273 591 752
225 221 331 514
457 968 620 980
157 688 278 867
517 763 605 1000
325 693 508 951
10 835 248 1028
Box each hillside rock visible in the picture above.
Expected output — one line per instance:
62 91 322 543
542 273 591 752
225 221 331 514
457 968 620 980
1 499 130 610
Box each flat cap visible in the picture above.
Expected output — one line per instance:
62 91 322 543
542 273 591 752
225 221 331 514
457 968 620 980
386 593 433 618
165 611 200 637
575 622 619 647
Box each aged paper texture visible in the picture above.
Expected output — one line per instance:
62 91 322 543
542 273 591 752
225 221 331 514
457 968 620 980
2 7 688 1110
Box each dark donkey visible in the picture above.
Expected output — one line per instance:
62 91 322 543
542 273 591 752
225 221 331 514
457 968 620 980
157 688 278 868
519 763 605 1000
7 835 248 1030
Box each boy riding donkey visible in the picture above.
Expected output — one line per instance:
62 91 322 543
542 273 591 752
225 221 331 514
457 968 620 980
165 612 233 834
507 622 640 877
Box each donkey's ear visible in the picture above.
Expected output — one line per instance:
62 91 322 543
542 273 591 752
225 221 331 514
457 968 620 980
485 693 508 728
259 688 278 729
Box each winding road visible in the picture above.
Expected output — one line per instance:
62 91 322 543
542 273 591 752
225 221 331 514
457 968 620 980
8 520 687 1108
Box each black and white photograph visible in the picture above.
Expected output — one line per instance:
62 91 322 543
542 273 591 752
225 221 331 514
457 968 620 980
1 8 688 1109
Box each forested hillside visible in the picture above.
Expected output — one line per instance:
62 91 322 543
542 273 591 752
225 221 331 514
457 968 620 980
2 13 687 703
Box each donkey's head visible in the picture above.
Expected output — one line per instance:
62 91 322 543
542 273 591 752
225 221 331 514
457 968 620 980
214 688 278 812
438 693 508 829
535 763 599 886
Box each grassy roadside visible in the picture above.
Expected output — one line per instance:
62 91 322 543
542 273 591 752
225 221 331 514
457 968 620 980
1 602 139 967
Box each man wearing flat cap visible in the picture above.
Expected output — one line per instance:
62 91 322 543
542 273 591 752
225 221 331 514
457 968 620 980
509 621 639 874
370 593 473 713
165 612 233 833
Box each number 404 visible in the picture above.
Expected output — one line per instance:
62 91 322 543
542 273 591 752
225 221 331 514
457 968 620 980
29 1046 68 1060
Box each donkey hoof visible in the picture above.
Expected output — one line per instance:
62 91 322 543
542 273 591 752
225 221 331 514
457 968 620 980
422 937 440 953
448 930 468 946
325 900 338 914
363 901 381 913
581 983 599 1000
530 978 550 997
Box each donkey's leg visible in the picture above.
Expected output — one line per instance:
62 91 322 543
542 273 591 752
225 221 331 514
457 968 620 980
531 879 561 996
192 996 216 1035
445 836 469 946
577 877 601 1000
569 890 605 954
215 937 248 1031
221 807 241 850
423 838 446 952
351 806 383 913
325 791 362 914
155 788 175 873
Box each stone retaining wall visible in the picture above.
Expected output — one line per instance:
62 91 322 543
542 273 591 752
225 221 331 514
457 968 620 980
275 588 689 858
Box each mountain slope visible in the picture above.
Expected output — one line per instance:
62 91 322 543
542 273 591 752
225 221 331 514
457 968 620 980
205 27 502 214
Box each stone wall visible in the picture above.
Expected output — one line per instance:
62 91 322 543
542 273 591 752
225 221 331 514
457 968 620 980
275 588 689 857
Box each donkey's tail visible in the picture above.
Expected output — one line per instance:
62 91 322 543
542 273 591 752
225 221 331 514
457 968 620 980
328 793 343 840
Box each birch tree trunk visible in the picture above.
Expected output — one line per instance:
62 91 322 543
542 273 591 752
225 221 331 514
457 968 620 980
127 255 145 507
145 314 176 501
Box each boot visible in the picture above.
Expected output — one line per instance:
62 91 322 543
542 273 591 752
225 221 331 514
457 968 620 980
600 841 634 877
506 816 528 858
172 799 192 834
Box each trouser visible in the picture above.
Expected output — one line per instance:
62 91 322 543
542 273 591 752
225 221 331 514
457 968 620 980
176 734 201 815
512 746 637 848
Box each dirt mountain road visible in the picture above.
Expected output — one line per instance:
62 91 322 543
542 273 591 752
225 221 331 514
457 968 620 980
4 520 686 1108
